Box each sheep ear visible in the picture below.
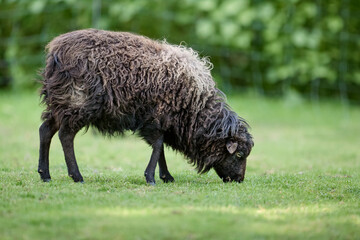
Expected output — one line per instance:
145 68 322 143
226 141 238 154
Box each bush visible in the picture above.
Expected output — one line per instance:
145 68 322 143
0 0 359 101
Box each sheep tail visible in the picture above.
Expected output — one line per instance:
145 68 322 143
39 53 60 121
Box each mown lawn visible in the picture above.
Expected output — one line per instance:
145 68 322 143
0 90 359 239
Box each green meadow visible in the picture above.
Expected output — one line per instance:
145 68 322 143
0 91 359 239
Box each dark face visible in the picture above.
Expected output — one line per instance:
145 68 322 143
213 140 251 183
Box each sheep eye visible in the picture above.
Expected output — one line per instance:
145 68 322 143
236 152 244 158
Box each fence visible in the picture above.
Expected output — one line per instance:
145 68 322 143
0 0 359 104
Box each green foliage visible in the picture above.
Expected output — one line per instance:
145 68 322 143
1 91 360 239
0 0 359 100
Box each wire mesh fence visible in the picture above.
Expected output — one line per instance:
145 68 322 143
0 0 359 104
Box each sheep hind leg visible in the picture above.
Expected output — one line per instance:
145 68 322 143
38 118 59 182
58 123 84 183
144 135 164 185
158 147 174 183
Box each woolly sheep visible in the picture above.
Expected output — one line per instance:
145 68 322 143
38 29 254 184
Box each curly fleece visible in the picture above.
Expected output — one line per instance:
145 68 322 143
40 29 253 173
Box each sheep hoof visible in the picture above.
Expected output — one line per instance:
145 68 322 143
38 169 51 182
42 178 51 183
160 174 175 183
70 174 84 183
144 172 156 185
147 181 156 186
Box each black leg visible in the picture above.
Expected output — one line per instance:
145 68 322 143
144 135 163 185
158 147 174 183
58 124 83 182
38 118 59 182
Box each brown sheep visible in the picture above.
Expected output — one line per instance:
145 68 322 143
38 29 253 184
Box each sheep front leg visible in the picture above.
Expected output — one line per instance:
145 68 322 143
158 147 174 183
144 135 164 185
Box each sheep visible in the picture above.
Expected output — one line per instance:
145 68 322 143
38 29 254 184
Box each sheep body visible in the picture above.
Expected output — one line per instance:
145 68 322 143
39 29 253 183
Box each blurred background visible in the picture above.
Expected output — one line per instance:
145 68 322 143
0 0 359 104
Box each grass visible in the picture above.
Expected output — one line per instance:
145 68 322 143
0 90 359 239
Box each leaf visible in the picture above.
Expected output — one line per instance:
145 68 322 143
220 21 239 40
312 66 329 79
237 8 255 26
302 2 317 18
29 0 46 14
233 32 252 48
326 16 344 33
307 30 321 49
197 0 217 11
277 65 295 79
352 72 360 84
196 19 216 39
265 41 282 55
292 30 308 47
256 3 275 21
219 0 249 17
267 69 282 83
